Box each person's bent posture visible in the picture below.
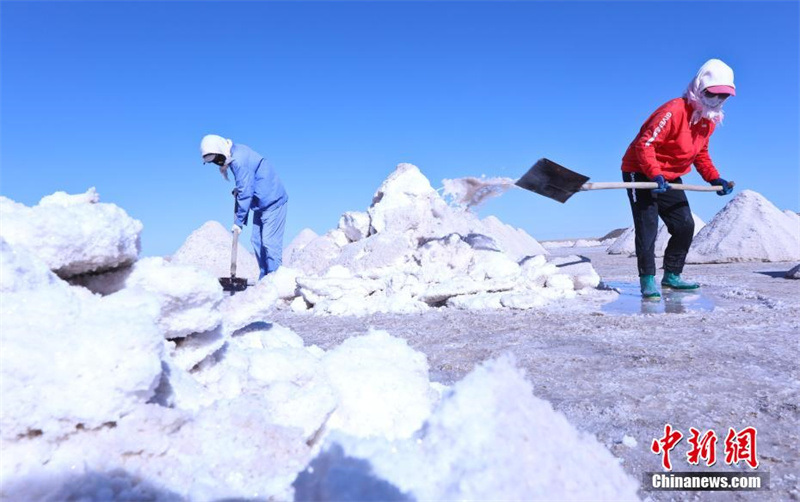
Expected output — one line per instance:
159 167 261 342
200 134 288 279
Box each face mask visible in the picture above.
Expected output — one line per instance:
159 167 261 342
700 90 728 109
203 153 226 166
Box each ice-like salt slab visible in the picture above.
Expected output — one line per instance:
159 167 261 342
312 356 639 501
367 163 439 235
338 211 371 242
170 220 260 283
323 331 439 440
74 257 224 340
0 240 164 440
687 190 800 263
4 399 313 502
189 323 337 442
0 189 142 277
548 255 602 290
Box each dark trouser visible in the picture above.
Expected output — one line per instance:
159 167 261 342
623 172 695 277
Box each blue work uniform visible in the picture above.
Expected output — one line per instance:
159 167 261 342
229 143 288 278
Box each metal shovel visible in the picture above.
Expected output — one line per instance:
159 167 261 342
219 192 248 293
219 228 248 293
516 158 734 203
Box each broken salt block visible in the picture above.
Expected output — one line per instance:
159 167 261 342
547 255 601 290
338 211 371 242
0 190 142 278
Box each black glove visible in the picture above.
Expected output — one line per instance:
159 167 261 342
651 174 670 194
711 178 733 196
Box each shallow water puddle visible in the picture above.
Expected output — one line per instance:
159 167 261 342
600 281 715 315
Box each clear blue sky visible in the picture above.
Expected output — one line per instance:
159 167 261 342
2 1 798 257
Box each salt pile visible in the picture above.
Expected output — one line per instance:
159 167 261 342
1 205 637 499
543 238 615 249
686 190 800 263
297 357 639 501
283 227 319 264
171 220 260 283
0 188 141 277
282 163 606 315
607 213 706 256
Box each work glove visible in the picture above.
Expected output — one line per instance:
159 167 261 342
232 224 242 234
651 174 670 194
711 178 733 196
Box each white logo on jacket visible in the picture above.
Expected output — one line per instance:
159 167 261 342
645 112 673 147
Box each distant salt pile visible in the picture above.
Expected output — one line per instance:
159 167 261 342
0 188 141 277
607 213 705 256
543 238 614 250
686 190 800 263
442 176 516 208
283 228 319 264
282 163 608 315
171 220 260 283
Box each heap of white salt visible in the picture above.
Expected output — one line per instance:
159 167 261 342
607 213 706 256
279 164 607 315
686 190 800 263
0 188 142 277
171 220 260 283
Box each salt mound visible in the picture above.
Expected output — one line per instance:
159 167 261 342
322 331 439 440
481 215 547 261
0 238 164 441
280 163 602 316
687 190 800 263
606 226 636 255
171 220 259 283
283 228 319 264
302 356 638 501
2 229 631 500
607 213 705 256
0 189 142 277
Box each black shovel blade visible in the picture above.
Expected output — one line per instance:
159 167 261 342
515 158 590 203
219 276 248 293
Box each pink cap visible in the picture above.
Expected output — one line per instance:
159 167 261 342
706 85 736 96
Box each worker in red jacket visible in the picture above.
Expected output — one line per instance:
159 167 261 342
621 59 735 298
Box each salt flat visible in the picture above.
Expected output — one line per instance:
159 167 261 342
274 246 800 501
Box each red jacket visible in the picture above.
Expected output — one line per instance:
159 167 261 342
622 98 720 182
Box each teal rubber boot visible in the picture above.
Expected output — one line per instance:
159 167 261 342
639 275 661 299
661 272 700 290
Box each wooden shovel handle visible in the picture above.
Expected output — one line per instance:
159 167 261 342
581 181 735 192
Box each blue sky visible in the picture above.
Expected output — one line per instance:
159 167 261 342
2 1 798 257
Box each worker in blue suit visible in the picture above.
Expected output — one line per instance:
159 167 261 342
200 134 288 279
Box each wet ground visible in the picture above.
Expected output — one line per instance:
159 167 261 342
273 248 800 501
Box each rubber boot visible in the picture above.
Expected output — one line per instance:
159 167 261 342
639 275 661 299
661 271 700 290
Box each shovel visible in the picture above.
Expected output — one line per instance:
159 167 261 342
516 158 734 203
219 192 248 294
219 228 248 293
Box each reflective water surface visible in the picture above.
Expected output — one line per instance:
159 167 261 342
600 281 715 315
